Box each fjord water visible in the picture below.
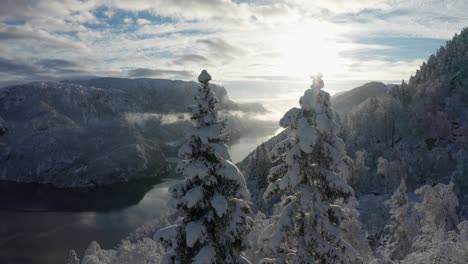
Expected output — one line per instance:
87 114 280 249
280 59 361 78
0 178 176 264
0 131 276 264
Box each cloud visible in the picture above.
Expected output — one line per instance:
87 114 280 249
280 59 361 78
0 26 62 42
0 26 89 52
36 59 80 69
196 38 247 63
96 0 249 20
172 54 209 65
123 17 133 24
137 18 151 25
242 75 298 81
341 58 424 81
35 59 89 75
0 27 34 40
127 68 194 78
0 57 39 77
0 0 35 19
249 2 294 21
220 109 283 123
1 0 468 92
0 56 92 86
197 38 245 56
125 112 190 126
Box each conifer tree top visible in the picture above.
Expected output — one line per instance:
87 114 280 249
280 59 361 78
310 73 324 89
198 69 212 84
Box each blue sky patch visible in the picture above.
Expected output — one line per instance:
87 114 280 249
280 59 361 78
3 19 25 26
343 36 447 61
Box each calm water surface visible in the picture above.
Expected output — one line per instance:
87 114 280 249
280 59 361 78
0 132 277 264
229 130 280 163
0 178 177 264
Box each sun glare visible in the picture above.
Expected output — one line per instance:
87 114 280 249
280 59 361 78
277 23 345 80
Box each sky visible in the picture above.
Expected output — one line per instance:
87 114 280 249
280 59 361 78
1 0 467 100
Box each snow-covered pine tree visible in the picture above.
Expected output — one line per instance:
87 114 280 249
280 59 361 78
260 74 359 264
154 70 253 264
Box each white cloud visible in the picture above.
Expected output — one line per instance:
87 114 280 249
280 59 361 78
125 112 190 126
123 17 133 24
137 18 151 25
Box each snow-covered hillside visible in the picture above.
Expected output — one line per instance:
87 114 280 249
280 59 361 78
331 81 388 115
0 78 268 187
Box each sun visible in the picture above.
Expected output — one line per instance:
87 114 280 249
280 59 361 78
276 22 345 80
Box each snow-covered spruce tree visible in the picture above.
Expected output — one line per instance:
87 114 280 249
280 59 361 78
260 74 361 264
379 178 418 261
154 70 253 264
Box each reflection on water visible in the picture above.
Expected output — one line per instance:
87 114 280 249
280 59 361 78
0 178 179 264
229 127 282 163
0 178 163 212
0 131 278 264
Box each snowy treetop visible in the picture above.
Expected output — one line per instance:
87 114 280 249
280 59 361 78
198 69 212 84
310 73 324 90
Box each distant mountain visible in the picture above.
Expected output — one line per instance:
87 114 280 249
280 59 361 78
331 81 388 114
0 78 268 187
65 78 267 113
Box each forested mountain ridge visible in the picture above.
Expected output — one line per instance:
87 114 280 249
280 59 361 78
66 78 267 113
406 29 468 146
342 28 468 197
